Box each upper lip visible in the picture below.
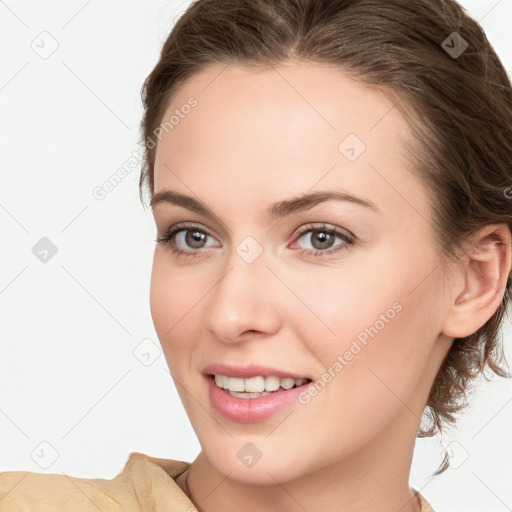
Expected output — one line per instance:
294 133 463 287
203 363 312 380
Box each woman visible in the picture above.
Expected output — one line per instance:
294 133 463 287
1 0 511 511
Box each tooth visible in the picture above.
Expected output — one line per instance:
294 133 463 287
280 377 295 390
213 374 308 393
229 391 270 398
245 376 265 392
264 376 280 392
227 377 245 392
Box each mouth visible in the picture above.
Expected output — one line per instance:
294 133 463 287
209 374 313 399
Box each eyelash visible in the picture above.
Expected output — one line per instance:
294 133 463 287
155 222 355 259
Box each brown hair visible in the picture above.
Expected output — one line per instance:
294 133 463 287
138 0 512 471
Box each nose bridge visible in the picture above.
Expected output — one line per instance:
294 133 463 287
204 238 281 342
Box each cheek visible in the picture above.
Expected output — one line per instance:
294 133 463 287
309 243 439 354
291 295 435 460
292 252 439 400
279 260 404 365
149 252 206 352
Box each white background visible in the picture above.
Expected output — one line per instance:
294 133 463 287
1 1 511 511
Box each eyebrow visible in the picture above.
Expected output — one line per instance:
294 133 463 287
150 188 379 224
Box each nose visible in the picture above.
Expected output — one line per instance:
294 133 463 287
203 248 282 345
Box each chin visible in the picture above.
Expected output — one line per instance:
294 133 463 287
203 442 310 486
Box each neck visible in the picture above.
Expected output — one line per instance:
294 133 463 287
178 408 423 512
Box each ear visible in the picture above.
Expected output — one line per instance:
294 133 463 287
442 224 512 339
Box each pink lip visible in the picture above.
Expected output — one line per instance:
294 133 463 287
203 373 313 424
202 363 310 380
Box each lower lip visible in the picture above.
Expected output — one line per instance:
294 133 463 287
205 375 311 423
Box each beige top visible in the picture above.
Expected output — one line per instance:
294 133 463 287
0 451 435 511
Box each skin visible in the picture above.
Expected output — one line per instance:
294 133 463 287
149 60 512 512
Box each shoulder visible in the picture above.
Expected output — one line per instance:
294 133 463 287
0 452 193 512
417 490 436 512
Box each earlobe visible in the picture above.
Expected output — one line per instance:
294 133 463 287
442 224 512 339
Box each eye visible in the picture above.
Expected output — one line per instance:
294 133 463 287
155 222 220 258
156 221 355 259
291 223 354 258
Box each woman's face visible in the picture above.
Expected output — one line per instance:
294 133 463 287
150 61 453 483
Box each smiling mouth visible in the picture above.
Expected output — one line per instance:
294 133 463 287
209 374 313 398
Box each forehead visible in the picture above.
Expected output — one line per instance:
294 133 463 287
153 61 427 224
158 61 407 147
